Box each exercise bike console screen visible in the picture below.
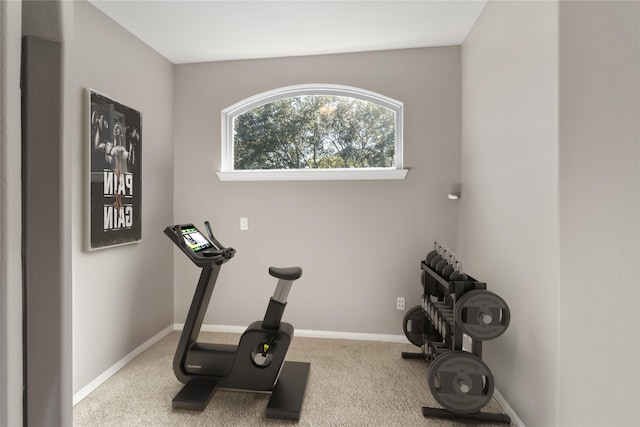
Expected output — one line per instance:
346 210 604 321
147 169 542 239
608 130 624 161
181 226 213 252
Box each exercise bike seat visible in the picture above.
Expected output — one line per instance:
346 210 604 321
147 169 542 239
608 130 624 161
269 267 302 281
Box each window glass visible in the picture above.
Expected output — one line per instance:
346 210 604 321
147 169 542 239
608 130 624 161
220 84 407 181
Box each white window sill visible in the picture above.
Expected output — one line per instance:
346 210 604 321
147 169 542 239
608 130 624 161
217 168 409 182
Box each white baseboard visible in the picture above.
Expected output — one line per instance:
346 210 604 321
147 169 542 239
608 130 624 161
295 328 409 343
173 323 410 344
72 325 173 406
494 387 525 426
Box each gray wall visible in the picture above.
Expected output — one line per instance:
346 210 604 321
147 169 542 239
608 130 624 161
71 1 175 394
22 33 67 427
0 1 24 425
462 1 640 426
173 48 462 335
21 2 75 423
460 2 559 425
558 2 639 425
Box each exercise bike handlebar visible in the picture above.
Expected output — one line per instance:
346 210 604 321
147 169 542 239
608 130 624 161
204 221 226 251
164 222 235 267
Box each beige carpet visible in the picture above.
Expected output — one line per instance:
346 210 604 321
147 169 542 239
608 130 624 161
73 331 512 426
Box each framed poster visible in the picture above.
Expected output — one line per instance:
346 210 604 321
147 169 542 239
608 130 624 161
87 89 142 250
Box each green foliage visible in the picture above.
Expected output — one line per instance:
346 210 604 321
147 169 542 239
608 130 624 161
233 95 396 170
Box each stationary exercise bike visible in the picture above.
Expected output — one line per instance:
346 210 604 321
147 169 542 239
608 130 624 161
164 222 310 420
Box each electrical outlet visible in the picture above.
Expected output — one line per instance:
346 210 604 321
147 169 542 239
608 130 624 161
397 297 405 310
240 217 248 231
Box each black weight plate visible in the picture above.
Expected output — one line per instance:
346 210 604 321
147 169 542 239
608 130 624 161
427 351 494 414
402 305 425 347
454 290 510 341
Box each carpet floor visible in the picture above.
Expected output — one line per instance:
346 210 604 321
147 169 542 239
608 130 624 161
73 331 513 426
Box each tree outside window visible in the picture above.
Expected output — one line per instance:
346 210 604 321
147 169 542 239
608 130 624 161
233 95 395 170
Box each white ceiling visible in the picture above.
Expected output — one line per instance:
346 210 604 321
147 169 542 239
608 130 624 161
88 0 487 64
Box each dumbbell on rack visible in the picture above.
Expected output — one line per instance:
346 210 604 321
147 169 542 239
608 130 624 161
440 252 456 281
434 250 450 276
425 241 440 265
449 258 468 281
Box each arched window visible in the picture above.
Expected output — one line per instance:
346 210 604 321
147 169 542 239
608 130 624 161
218 84 407 181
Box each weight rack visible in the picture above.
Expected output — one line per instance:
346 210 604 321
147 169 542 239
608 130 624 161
402 253 512 424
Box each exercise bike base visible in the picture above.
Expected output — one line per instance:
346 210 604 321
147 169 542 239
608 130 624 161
266 361 310 421
172 377 218 411
172 361 310 420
